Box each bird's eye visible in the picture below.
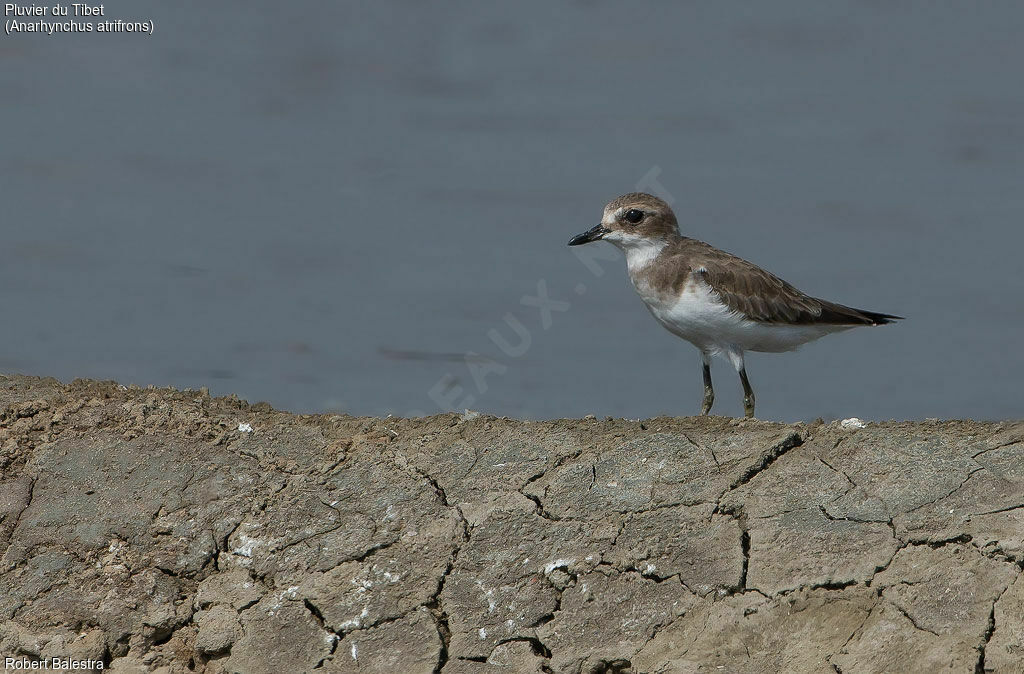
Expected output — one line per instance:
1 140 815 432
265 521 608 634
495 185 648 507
623 209 644 224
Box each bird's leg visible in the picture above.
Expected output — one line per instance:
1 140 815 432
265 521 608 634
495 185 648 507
726 349 755 418
700 352 714 415
738 366 755 418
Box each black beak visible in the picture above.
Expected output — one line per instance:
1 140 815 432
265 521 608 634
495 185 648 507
568 224 609 246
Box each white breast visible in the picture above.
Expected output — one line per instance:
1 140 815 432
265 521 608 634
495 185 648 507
636 275 849 354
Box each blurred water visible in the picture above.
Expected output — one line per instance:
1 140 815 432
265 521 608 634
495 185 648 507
2 1 1022 421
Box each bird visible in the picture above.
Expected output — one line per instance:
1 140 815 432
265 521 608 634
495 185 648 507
567 192 901 418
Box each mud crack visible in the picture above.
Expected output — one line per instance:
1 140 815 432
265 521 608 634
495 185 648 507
729 432 804 490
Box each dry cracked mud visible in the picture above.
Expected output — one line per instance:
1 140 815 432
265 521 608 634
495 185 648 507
0 373 1022 673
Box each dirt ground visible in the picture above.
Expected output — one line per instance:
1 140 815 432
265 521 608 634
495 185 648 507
1 373 1022 673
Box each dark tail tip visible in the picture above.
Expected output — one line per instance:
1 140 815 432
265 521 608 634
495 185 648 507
860 310 904 326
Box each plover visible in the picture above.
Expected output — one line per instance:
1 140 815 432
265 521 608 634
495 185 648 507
568 192 901 418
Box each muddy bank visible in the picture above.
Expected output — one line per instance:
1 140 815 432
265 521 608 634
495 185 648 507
0 374 1022 673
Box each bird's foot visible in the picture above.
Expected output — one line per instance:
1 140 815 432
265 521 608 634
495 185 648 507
700 389 714 415
743 395 755 419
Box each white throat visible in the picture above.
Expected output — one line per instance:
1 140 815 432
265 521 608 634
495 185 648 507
604 232 667 273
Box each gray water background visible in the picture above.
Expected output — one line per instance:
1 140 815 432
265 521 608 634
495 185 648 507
3 2 1023 421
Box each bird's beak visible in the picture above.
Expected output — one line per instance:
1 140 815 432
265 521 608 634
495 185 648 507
568 224 609 246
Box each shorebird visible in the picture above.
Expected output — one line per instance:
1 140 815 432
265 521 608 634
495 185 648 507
568 192 901 418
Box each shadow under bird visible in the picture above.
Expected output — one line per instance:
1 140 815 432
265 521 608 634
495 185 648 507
568 192 902 418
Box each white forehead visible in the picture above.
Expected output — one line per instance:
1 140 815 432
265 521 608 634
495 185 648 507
602 206 627 225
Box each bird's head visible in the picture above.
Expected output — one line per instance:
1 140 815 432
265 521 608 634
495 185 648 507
568 192 679 249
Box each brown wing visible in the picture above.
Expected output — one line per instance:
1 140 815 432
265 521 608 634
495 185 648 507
682 240 899 326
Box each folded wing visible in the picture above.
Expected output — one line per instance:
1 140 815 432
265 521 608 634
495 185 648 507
684 241 901 326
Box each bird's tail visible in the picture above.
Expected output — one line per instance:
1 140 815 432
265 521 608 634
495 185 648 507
816 299 904 326
856 309 903 326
